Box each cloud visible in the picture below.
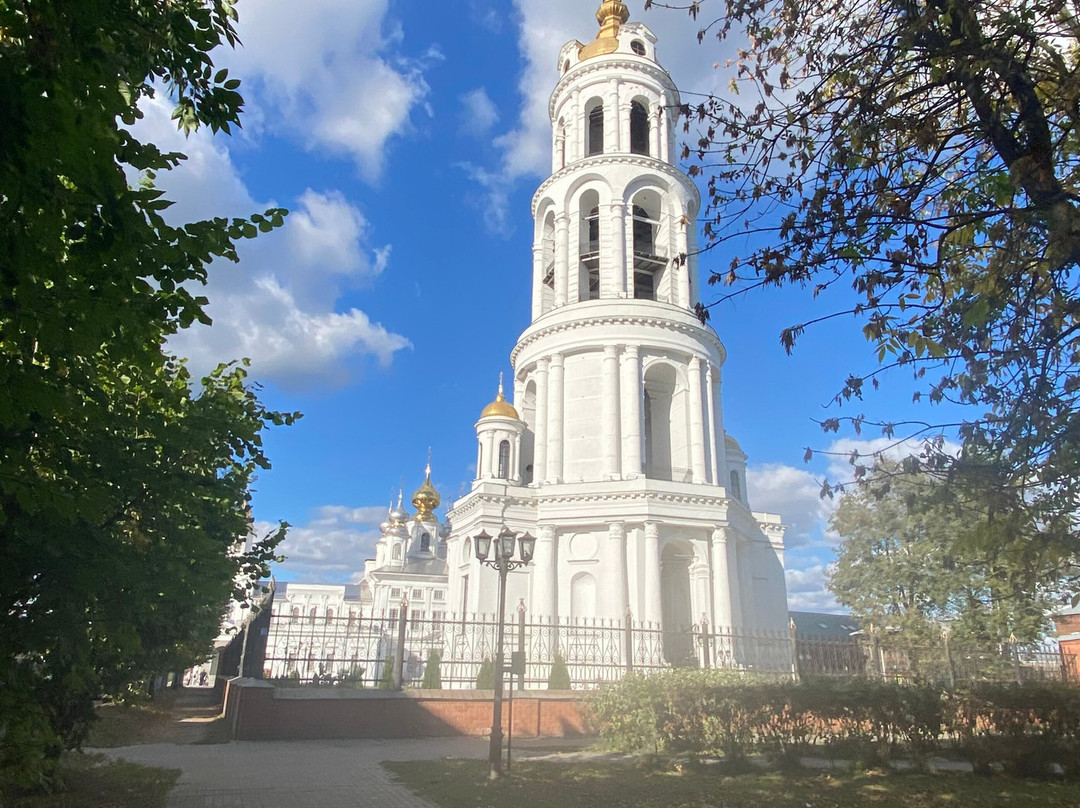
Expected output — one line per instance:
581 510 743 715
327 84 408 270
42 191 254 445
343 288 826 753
261 504 388 584
460 88 500 137
785 564 842 613
135 96 411 387
819 436 961 483
225 0 437 181
747 462 835 547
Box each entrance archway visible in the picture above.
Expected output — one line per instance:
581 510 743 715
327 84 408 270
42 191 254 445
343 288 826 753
660 541 694 665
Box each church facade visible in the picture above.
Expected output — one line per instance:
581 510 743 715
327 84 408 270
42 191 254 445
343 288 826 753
267 2 789 669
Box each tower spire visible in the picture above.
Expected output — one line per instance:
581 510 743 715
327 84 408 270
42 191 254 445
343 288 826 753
579 0 629 60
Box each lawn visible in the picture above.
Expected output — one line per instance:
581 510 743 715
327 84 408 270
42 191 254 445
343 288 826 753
8 753 178 808
385 759 1080 808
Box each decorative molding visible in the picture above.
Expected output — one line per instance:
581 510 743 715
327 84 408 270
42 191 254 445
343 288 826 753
550 59 679 118
532 153 695 216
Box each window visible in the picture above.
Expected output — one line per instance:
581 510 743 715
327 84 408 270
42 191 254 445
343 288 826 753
420 532 431 552
291 607 300 624
586 99 604 156
308 607 317 625
630 101 649 155
579 191 600 301
411 609 424 622
632 202 665 300
630 39 646 56
412 588 424 600
729 470 742 501
432 610 446 623
389 608 399 621
325 608 334 625
390 587 402 598
433 590 445 602
392 544 401 561
497 439 511 479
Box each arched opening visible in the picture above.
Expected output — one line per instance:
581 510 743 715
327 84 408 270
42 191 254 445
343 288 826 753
556 117 566 169
579 189 600 301
643 364 675 480
729 470 742 502
521 381 537 484
325 608 334 625
497 440 511 479
586 98 604 156
570 571 597 620
291 607 300 624
420 531 431 552
309 607 317 625
541 210 556 312
632 191 665 300
392 544 402 561
630 39 646 56
661 542 694 665
630 100 649 156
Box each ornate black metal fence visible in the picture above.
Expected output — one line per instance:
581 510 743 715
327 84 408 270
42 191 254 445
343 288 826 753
260 609 1077 689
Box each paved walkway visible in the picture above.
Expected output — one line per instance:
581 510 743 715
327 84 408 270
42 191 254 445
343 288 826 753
101 736 491 808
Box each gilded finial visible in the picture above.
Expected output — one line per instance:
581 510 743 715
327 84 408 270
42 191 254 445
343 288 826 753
480 372 520 420
412 458 441 523
579 0 629 61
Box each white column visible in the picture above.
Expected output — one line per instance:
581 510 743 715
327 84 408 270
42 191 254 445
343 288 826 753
726 529 743 631
534 525 558 619
610 78 622 152
621 346 642 478
531 244 543 319
481 431 495 479
607 522 628 618
711 372 726 482
660 104 670 163
602 345 621 479
571 88 581 161
677 215 690 308
548 353 564 483
624 205 635 295
554 213 568 307
688 356 707 483
706 364 719 486
643 522 662 625
710 527 734 630
512 433 522 483
534 358 549 485
649 108 660 159
609 202 626 297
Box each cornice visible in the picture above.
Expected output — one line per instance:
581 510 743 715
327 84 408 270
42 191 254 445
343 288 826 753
532 153 697 216
550 58 679 119
510 308 725 366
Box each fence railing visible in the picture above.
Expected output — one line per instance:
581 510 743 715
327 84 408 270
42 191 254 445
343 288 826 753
260 609 1077 690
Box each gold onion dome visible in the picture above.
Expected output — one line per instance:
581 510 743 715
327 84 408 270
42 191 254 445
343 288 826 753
412 463 441 523
480 374 519 420
579 0 629 61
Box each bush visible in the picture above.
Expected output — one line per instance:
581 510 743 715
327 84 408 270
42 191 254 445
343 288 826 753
420 650 442 690
378 656 396 690
547 654 572 690
475 658 495 690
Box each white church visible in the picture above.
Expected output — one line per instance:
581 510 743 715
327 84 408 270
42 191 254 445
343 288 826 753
270 1 789 670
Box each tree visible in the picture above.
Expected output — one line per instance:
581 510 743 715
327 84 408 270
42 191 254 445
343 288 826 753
827 462 1073 645
475 657 496 690
655 0 1080 539
420 649 443 689
0 0 296 788
547 654 572 690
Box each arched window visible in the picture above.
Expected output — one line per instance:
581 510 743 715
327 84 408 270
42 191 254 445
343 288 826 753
643 364 676 480
729 470 742 501
392 544 402 561
309 607 317 625
579 190 600 301
630 101 649 155
291 607 300 624
632 195 665 300
541 211 556 311
630 39 646 56
421 532 431 552
497 440 511 479
325 608 334 625
586 99 604 156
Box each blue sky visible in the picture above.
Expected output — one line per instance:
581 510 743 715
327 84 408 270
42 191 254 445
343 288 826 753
144 0 955 612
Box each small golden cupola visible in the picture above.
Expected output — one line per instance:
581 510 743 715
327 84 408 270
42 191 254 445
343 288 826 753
479 373 519 420
412 463 441 523
578 0 629 61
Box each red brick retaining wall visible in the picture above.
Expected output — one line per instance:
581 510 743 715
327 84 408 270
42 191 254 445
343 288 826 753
223 678 590 741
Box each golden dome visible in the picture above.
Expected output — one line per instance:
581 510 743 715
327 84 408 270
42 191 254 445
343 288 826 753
579 0 629 61
479 374 519 420
412 464 441 523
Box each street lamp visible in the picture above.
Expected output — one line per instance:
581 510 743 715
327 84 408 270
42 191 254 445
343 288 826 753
474 527 535 779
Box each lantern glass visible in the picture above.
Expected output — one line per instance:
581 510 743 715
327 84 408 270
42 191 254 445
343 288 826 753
498 527 516 560
474 529 492 561
519 532 536 563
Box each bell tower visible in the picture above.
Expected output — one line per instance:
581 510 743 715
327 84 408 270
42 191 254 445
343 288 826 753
447 3 789 643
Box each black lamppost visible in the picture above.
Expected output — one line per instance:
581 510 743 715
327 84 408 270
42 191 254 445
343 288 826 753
474 526 535 780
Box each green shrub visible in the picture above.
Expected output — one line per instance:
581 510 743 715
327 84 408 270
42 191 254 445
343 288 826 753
547 654 572 690
420 650 442 690
378 656 396 690
590 673 665 753
475 658 495 690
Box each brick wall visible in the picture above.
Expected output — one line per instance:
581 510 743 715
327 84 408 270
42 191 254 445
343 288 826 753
223 678 591 741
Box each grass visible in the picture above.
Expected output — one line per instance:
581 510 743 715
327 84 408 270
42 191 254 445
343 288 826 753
84 693 179 747
385 758 1080 808
8 753 178 808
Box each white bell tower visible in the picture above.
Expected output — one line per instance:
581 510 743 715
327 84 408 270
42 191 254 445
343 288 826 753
447 2 789 651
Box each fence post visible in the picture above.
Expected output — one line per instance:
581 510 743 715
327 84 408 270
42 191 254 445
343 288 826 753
517 600 526 691
624 607 634 676
1009 634 1023 685
942 627 955 691
393 595 408 690
700 615 711 669
788 618 800 683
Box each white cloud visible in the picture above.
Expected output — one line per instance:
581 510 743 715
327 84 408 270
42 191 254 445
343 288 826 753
460 87 500 137
820 436 961 484
259 505 387 584
225 0 436 180
135 96 411 387
785 564 842 613
747 462 835 547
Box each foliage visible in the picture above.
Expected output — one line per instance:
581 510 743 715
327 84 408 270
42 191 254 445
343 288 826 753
378 656 397 690
588 673 666 753
8 753 177 808
387 758 1080 808
475 657 496 690
421 650 442 690
657 0 1080 546
547 654 572 690
828 462 1068 645
0 0 296 791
